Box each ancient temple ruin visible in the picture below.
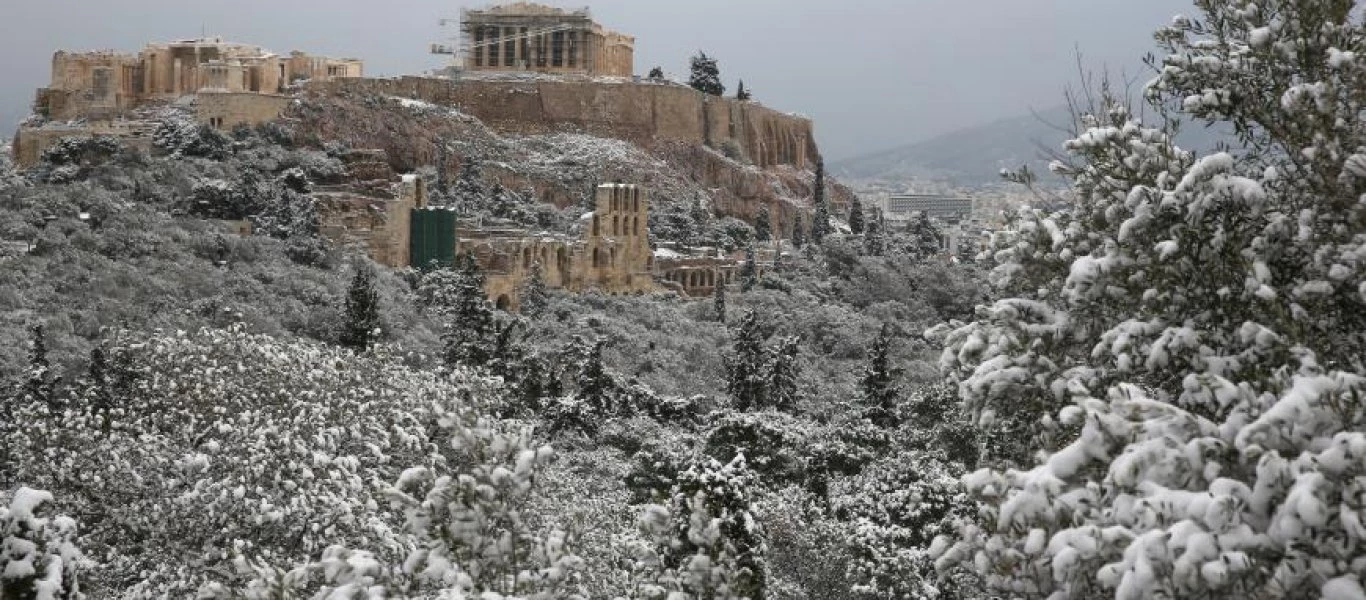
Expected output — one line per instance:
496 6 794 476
36 37 362 122
452 3 634 78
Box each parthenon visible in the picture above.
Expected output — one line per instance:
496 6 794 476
458 3 634 78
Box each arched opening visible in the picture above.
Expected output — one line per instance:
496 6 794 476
613 216 620 236
523 247 532 269
592 216 600 237
495 294 511 311
610 247 617 266
592 248 602 267
557 247 569 275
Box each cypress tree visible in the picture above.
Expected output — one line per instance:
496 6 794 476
713 279 727 323
736 80 752 101
810 160 831 243
740 243 758 291
754 205 772 242
521 261 549 316
725 310 768 412
767 335 800 412
860 324 902 428
791 214 805 249
340 263 382 351
848 195 865 235
577 339 616 415
24 324 59 410
863 209 887 256
648 66 664 80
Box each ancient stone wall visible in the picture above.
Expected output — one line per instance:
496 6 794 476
307 77 820 170
316 175 426 268
458 183 655 310
11 121 156 168
196 91 292 129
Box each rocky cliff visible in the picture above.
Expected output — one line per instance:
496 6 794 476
289 79 852 237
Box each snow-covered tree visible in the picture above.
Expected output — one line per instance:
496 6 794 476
339 262 382 350
848 196 865 235
714 280 728 323
648 66 665 80
766 336 801 414
522 261 549 317
859 324 900 428
725 311 768 412
930 2 1366 597
904 213 941 260
754 206 772 243
736 80 752 102
740 243 758 292
810 162 831 244
791 214 806 249
0 487 85 599
689 52 725 97
441 255 499 368
863 209 887 257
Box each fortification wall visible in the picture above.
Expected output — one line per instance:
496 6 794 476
197 92 292 129
307 77 819 170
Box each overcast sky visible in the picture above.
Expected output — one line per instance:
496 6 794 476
0 0 1191 160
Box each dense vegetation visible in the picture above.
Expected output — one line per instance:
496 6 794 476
0 100 987 598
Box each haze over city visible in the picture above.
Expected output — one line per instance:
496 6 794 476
2 0 1189 160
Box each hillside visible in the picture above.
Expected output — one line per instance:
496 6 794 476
834 105 1232 187
0 79 989 598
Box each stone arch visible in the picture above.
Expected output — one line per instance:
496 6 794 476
610 247 617 266
557 247 570 277
592 247 603 267
613 215 620 236
523 247 533 269
495 294 511 311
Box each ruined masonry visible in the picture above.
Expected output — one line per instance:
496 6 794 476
454 2 634 78
13 37 362 167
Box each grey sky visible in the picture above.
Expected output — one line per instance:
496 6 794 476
1 0 1191 160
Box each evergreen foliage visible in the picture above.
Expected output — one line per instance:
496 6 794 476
689 51 725 96
904 212 942 260
863 209 887 256
740 243 758 291
648 66 664 80
754 205 772 242
736 80 752 101
791 214 806 249
338 263 382 351
713 280 727 323
766 336 801 413
810 161 831 244
848 195 865 235
725 311 769 412
521 261 549 317
440 254 499 368
859 324 901 428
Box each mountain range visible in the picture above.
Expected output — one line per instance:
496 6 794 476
834 105 1231 187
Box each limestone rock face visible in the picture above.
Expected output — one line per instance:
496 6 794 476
290 77 853 236
307 77 820 170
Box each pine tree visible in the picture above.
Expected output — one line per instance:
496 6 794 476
740 243 758 291
713 280 727 323
86 345 113 432
810 161 831 244
648 66 664 80
791 214 805 249
688 51 725 96
736 80 752 101
847 195 865 235
766 335 800 412
339 263 382 351
725 310 768 412
521 261 549 316
754 205 772 242
860 324 900 428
